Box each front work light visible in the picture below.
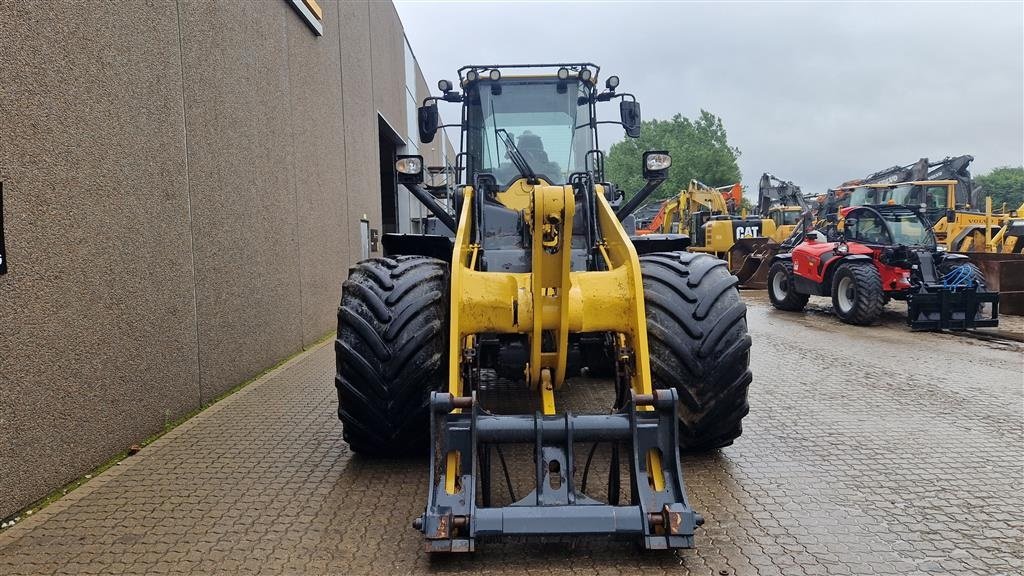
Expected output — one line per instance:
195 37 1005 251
557 67 570 80
606 75 620 90
395 155 423 178
579 68 592 82
438 79 453 93
489 69 501 81
642 151 671 180
645 152 671 172
466 70 480 83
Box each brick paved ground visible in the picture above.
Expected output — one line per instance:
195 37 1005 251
1 293 1021 575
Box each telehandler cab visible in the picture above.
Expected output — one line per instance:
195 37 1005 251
335 63 752 552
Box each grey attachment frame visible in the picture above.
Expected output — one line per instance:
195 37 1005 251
415 389 703 552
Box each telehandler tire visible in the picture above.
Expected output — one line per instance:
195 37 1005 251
641 252 752 452
830 261 883 325
767 260 809 311
335 255 449 456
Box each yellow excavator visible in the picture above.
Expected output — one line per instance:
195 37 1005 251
635 180 781 269
634 180 743 236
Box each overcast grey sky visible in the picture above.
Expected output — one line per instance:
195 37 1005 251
395 1 1023 197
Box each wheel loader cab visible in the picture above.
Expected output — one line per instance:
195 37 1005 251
335 63 753 553
465 76 591 187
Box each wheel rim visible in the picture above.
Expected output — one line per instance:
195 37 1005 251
772 270 788 299
836 276 855 313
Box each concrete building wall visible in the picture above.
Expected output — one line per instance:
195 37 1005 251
0 0 449 519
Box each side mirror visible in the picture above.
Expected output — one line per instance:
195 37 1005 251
642 151 671 180
395 155 424 185
620 100 642 138
418 105 439 144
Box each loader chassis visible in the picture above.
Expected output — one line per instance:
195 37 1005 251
334 63 752 553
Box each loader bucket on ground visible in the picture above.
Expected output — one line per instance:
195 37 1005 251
730 238 777 288
906 286 999 330
955 252 1024 316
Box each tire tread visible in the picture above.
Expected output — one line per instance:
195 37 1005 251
641 252 752 451
335 255 449 456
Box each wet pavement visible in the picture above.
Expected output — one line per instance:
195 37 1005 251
1 292 1021 575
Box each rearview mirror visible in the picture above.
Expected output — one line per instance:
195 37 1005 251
620 100 641 138
418 104 439 144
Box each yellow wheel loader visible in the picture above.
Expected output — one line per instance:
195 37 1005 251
729 173 810 288
334 63 752 552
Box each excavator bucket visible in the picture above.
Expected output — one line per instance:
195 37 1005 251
730 238 777 288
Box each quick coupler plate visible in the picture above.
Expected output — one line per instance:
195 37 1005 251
414 390 703 552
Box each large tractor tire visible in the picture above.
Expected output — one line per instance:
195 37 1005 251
335 255 449 456
830 261 883 325
641 252 752 452
767 260 810 311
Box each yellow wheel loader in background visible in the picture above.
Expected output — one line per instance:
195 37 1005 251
334 63 752 552
729 173 811 288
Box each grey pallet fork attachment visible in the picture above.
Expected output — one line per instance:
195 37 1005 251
415 389 703 552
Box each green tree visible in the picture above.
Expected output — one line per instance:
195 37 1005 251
975 166 1024 210
605 110 741 204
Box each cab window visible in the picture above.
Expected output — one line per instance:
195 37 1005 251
846 212 889 245
924 186 948 209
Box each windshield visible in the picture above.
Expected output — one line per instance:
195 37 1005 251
848 186 874 206
779 209 801 225
882 211 934 246
849 186 914 206
466 78 593 185
885 185 914 205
